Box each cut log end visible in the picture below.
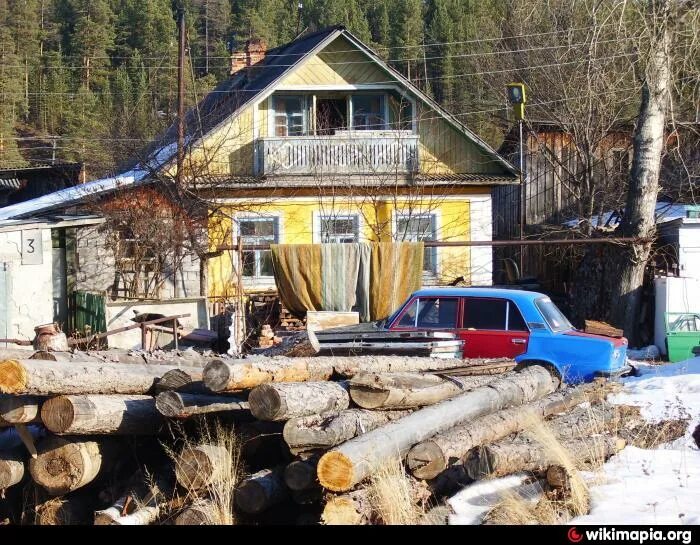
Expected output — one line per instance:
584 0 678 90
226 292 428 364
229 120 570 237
321 496 365 525
284 459 318 491
29 437 100 495
235 480 268 514
202 359 231 392
405 440 446 480
348 385 390 409
317 451 355 492
40 396 76 433
0 360 27 394
0 457 24 489
248 385 282 421
155 391 186 417
174 446 220 491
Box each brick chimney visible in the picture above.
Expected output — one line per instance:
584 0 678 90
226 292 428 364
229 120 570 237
230 38 268 77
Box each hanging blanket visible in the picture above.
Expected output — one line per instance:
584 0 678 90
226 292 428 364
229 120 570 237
369 241 424 320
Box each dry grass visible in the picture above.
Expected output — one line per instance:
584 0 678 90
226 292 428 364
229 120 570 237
484 487 566 525
164 420 243 525
615 404 689 449
367 457 427 525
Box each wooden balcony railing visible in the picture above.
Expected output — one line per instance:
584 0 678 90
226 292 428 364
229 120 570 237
255 132 419 176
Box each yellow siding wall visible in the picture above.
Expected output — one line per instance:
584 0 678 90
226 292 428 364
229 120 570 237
279 36 388 86
418 108 499 174
208 196 475 298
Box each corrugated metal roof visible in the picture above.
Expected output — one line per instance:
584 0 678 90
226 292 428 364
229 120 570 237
195 173 516 189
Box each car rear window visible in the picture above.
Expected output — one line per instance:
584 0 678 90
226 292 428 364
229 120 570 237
463 298 507 330
535 297 573 332
397 297 458 329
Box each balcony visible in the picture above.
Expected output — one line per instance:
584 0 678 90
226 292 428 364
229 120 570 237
255 131 420 177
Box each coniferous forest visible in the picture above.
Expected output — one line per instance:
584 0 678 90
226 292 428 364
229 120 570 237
0 1 697 178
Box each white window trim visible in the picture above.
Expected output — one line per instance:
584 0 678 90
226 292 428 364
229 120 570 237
232 213 283 282
312 210 364 244
392 211 441 276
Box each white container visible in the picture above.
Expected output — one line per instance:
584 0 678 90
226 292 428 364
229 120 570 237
654 276 700 355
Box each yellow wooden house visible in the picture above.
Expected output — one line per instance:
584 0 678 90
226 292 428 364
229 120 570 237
169 26 518 299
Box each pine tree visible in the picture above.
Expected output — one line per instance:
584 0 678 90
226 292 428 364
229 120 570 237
426 0 454 108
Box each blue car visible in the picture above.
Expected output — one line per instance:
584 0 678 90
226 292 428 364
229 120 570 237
383 287 630 384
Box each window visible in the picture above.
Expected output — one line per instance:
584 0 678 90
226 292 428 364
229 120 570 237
320 215 359 243
239 218 279 277
462 298 530 331
396 297 458 329
534 297 573 332
396 214 437 273
352 95 385 130
508 303 528 332
463 298 507 330
274 95 306 136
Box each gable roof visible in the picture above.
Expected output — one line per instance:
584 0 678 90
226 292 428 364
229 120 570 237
0 26 515 220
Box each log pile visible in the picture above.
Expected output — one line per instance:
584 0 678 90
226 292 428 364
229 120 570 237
0 345 637 526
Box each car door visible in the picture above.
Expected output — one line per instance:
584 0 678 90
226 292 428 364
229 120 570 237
459 297 529 358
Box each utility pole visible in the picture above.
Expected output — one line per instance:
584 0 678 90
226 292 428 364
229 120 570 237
176 4 186 189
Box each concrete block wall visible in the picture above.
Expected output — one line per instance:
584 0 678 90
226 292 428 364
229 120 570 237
73 224 203 299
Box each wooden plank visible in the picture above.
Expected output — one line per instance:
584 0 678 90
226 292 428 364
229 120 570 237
306 311 359 333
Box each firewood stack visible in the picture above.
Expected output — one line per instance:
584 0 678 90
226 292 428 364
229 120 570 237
0 348 633 525
256 325 281 349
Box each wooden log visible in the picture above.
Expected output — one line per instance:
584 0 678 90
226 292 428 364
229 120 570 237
406 381 618 479
156 391 248 419
154 368 205 394
321 489 372 525
464 435 626 480
35 495 92 525
175 444 230 491
284 454 320 491
0 449 24 489
41 394 163 435
33 350 215 368
349 372 497 409
259 330 320 358
317 365 558 492
249 381 350 421
111 506 160 525
203 359 334 392
0 349 37 360
283 408 413 455
29 436 117 495
0 394 43 423
546 465 570 489
203 356 505 392
0 359 203 395
234 466 289 515
94 495 130 525
175 499 222 525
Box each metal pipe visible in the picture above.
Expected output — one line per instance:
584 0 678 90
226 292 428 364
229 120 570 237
216 237 650 251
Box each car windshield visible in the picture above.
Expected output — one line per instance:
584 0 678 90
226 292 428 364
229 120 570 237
535 297 573 332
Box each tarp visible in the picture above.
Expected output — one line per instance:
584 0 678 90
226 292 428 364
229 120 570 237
370 242 424 320
271 242 422 321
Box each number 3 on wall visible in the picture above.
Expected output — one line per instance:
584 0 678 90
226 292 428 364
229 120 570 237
21 229 43 265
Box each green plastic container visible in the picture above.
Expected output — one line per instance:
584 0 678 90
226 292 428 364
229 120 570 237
665 312 700 363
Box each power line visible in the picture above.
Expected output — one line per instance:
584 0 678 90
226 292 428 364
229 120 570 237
0 52 641 96
0 36 642 70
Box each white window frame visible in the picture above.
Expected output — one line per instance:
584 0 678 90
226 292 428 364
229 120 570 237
313 211 362 243
393 212 440 275
270 95 308 137
234 214 281 279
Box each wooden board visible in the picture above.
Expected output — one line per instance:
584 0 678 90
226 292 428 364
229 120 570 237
306 312 359 333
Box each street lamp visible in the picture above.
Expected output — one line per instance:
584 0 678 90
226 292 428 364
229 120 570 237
506 83 527 271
